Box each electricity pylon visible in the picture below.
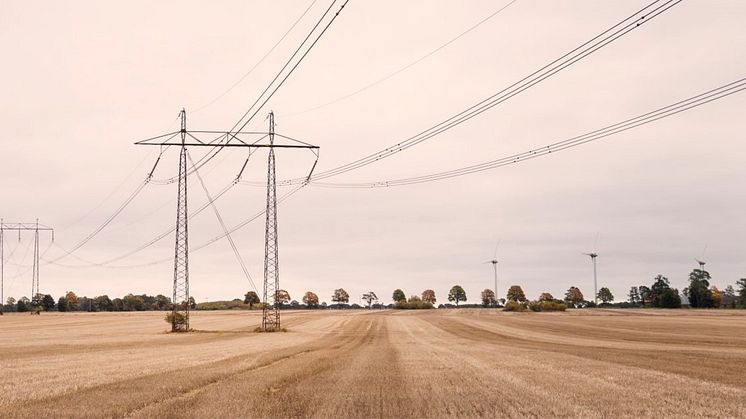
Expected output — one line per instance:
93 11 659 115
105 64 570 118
172 111 190 331
262 112 280 330
135 110 318 332
0 220 54 310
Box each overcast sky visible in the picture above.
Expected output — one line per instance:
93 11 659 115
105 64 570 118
1 0 744 305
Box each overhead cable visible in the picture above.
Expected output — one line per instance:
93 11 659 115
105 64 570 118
281 0 682 185
312 77 746 188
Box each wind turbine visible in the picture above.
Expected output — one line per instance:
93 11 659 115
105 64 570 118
582 252 598 304
484 240 500 307
695 245 707 271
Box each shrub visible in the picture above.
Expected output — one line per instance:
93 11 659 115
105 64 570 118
525 300 567 312
539 300 567 312
165 311 187 327
503 300 527 312
394 300 434 309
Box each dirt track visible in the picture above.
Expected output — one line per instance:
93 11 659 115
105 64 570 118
2 309 746 417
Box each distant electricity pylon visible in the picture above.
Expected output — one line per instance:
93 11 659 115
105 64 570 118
135 110 318 332
583 252 598 304
0 219 54 310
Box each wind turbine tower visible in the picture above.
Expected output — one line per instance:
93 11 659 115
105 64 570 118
489 259 498 305
485 241 500 307
583 252 598 304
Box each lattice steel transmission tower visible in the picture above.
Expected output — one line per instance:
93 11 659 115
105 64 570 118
135 109 318 331
0 220 54 310
262 112 281 330
171 109 190 331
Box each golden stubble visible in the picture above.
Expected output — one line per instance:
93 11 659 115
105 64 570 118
1 308 745 418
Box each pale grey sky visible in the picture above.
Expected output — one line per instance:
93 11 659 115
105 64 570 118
1 0 744 305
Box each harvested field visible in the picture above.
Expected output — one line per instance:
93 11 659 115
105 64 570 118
2 309 746 418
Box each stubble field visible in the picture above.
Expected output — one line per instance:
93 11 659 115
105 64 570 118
2 308 746 418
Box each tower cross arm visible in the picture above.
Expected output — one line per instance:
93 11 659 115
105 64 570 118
134 130 318 149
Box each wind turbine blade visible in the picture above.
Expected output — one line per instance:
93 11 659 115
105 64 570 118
493 239 501 259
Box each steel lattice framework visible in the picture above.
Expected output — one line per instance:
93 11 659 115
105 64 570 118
262 112 280 330
135 110 318 332
172 111 190 331
0 220 54 311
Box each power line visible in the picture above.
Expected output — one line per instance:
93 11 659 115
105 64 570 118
188 150 259 293
47 146 168 263
228 0 349 135
282 0 682 185
42 183 309 270
191 0 320 113
149 0 347 186
311 77 746 188
282 0 519 118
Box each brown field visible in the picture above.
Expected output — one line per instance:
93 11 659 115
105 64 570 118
2 308 746 418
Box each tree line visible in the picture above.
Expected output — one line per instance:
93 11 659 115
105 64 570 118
2 291 194 313
4 269 744 314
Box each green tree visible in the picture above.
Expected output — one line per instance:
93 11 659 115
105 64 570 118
17 297 30 312
111 298 124 311
538 292 554 302
658 288 682 308
41 294 55 311
361 292 377 308
506 285 526 302
481 289 496 307
650 275 671 307
332 288 349 304
723 285 736 298
244 291 260 309
737 279 746 308
684 269 713 308
638 285 652 306
123 294 145 311
93 295 113 312
274 290 290 306
421 289 436 304
65 291 79 311
303 291 320 308
597 287 614 304
448 285 467 306
57 296 68 312
628 286 640 305
564 287 584 308
392 289 406 303
188 296 196 309
154 294 171 310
